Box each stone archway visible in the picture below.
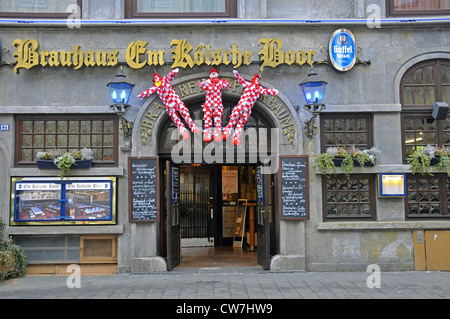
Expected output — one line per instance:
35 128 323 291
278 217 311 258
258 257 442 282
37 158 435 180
130 71 306 271
132 72 302 156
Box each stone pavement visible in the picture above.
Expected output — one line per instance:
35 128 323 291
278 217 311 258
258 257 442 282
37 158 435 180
1 267 449 300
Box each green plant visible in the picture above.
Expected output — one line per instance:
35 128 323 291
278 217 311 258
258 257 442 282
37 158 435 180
37 148 93 179
437 154 450 176
408 148 432 175
317 145 378 179
54 152 77 179
0 217 27 283
340 150 354 179
316 152 336 177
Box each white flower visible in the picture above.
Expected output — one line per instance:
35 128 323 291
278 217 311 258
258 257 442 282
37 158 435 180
326 147 339 157
80 148 93 160
422 145 436 157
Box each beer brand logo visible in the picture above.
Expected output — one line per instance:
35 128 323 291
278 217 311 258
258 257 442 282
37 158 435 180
329 29 356 72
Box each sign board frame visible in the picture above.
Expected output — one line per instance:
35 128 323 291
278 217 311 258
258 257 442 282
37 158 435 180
128 157 160 223
378 173 407 198
278 155 309 221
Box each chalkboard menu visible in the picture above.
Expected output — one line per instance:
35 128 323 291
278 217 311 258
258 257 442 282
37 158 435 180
128 157 159 222
278 156 309 220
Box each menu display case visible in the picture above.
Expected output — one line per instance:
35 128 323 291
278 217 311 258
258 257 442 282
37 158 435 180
11 177 116 225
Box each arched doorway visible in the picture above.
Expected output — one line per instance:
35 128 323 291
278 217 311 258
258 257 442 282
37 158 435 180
158 97 276 270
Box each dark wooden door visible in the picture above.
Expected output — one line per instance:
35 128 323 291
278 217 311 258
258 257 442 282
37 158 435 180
166 161 181 270
256 166 272 270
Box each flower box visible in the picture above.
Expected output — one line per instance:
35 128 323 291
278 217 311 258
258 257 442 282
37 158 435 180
430 157 440 166
37 159 92 169
332 158 375 167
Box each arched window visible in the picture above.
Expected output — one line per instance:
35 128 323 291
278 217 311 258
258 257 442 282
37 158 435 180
401 59 450 219
401 59 450 159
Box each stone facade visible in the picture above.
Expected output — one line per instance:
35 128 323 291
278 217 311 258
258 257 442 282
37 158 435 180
1 0 450 272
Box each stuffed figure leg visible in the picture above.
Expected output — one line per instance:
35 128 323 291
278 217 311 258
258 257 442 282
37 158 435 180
222 105 242 141
212 109 223 142
202 105 213 142
177 102 200 136
167 104 190 140
230 106 251 146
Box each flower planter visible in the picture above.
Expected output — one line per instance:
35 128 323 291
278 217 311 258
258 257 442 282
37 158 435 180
333 158 375 167
430 157 440 166
37 159 92 169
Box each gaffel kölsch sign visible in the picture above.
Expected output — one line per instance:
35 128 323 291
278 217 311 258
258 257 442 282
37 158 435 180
328 29 357 72
10 30 358 74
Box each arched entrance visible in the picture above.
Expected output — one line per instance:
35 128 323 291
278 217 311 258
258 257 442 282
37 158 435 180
134 72 301 270
158 99 276 269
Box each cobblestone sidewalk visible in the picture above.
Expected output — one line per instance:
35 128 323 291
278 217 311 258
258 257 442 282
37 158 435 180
1 268 449 300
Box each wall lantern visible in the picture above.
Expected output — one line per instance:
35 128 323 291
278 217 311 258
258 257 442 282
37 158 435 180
107 66 135 150
378 173 406 198
299 68 327 140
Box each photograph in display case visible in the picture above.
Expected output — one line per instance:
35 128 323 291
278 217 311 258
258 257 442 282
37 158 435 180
11 177 116 225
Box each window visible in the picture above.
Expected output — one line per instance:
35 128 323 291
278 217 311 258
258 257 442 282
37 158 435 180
15 115 118 166
320 114 376 221
401 59 450 220
389 0 450 15
401 59 450 110
406 174 450 219
11 178 117 225
322 175 376 221
320 114 373 153
401 59 450 160
125 0 237 18
402 114 450 158
0 0 81 18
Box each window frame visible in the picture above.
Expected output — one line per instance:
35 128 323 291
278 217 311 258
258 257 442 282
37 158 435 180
400 59 450 112
0 0 82 18
401 113 450 160
405 173 450 219
400 59 450 162
320 113 376 221
15 114 119 167
322 174 377 221
388 0 450 16
320 113 374 153
125 0 237 19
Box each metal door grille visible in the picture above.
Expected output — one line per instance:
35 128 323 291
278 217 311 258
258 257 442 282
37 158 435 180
180 190 210 239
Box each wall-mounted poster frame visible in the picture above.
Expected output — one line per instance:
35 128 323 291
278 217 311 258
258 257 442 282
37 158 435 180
128 157 160 222
10 177 117 226
278 155 309 220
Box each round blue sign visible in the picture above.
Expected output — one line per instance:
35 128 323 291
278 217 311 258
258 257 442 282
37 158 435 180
329 29 356 72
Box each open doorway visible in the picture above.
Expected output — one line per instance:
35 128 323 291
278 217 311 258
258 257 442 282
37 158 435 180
158 101 276 270
177 164 259 269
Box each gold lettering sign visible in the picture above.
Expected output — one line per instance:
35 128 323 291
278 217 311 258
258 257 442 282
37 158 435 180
12 39 118 74
258 38 315 71
12 38 316 74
